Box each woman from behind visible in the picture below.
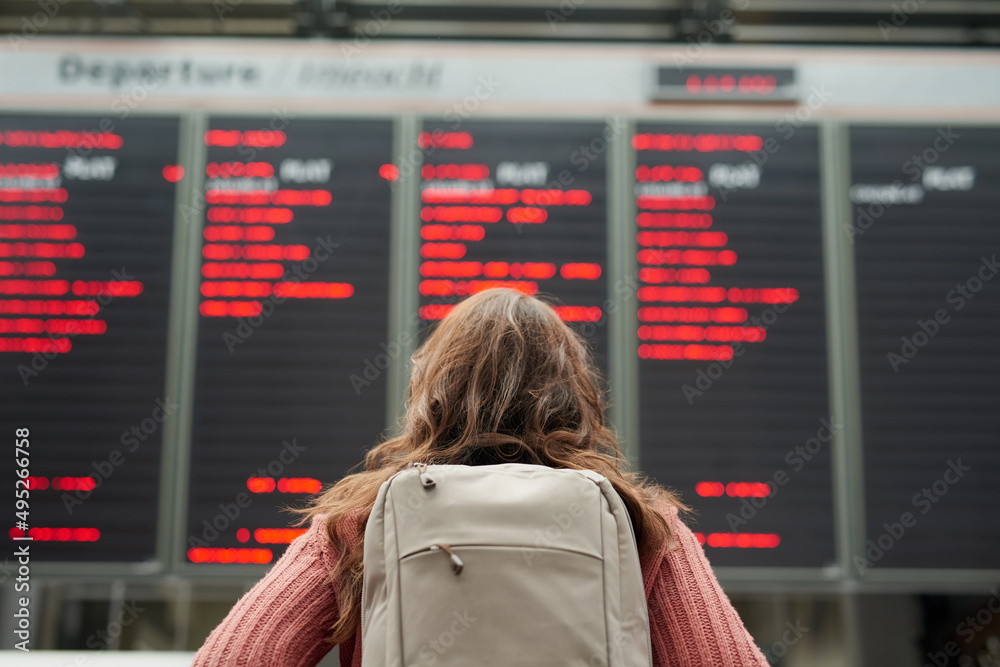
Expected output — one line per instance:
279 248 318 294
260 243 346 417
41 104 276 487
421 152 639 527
193 287 769 666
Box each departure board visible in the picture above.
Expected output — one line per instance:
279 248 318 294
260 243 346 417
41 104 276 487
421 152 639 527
0 115 180 562
416 121 608 365
186 118 393 565
634 124 833 567
851 125 1000 571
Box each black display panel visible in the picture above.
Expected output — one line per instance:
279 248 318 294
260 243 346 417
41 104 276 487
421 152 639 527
634 124 833 567
851 125 1000 571
416 121 608 366
0 115 179 562
186 118 393 565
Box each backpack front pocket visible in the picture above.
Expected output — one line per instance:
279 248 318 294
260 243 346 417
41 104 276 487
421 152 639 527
399 544 609 667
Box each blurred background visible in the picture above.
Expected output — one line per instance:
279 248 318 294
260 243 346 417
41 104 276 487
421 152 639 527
1 1 999 665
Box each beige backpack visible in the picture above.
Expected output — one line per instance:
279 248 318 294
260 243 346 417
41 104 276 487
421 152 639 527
361 462 653 667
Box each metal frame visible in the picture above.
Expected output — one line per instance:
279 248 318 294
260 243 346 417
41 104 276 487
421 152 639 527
607 116 641 468
820 121 866 667
386 115 421 433
164 112 210 577
820 120 867 584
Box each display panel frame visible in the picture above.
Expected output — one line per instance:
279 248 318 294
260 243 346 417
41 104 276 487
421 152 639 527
171 111 405 577
622 115 840 583
5 106 995 590
841 118 1000 586
0 108 189 576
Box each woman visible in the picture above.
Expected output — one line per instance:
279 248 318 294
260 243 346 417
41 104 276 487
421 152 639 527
193 288 769 666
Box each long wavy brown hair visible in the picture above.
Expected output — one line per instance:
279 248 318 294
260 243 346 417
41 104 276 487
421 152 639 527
299 288 685 643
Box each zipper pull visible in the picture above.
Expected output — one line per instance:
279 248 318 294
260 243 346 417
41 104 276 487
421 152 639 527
431 543 463 575
415 462 436 489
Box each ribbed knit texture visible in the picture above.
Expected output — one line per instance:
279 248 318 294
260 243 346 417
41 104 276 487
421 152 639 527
643 505 768 666
193 506 768 666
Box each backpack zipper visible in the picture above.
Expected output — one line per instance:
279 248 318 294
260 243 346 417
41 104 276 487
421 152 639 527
430 543 464 575
415 462 436 488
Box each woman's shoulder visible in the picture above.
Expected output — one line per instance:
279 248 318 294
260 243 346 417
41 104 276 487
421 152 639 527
650 496 687 538
643 497 697 567
653 498 683 520
293 513 343 572
301 509 367 559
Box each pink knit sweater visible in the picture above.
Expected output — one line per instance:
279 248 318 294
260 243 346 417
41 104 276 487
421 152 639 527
192 506 768 666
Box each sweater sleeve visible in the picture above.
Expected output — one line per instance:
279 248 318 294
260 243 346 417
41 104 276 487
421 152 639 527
191 515 340 667
643 506 769 667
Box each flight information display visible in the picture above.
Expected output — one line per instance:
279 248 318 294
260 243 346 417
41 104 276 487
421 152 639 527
0 114 180 562
634 124 833 567
851 125 1000 570
416 120 608 365
186 118 394 566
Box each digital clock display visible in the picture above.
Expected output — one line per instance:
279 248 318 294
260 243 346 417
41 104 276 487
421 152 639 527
653 66 798 102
